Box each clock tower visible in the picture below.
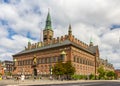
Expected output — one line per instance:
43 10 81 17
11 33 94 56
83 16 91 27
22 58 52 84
43 11 54 42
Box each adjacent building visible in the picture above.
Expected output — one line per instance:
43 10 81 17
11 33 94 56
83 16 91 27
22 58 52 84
0 60 13 76
12 11 114 77
115 69 120 79
0 62 4 75
2 61 13 73
99 59 114 71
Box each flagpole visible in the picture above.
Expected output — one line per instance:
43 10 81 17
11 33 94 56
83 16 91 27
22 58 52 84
39 22 43 42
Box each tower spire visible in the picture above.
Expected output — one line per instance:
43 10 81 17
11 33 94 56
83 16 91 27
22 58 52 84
89 36 93 46
45 9 52 30
43 10 54 41
68 24 72 36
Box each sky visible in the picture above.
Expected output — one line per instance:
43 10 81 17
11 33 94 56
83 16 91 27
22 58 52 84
0 0 120 69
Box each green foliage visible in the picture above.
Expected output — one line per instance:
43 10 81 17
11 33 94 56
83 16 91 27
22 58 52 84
52 61 75 78
52 62 65 76
64 61 75 76
5 72 12 76
97 66 106 79
89 74 95 80
106 71 115 80
98 66 116 80
71 74 87 80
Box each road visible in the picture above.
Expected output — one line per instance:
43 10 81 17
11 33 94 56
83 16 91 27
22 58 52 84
29 81 120 86
0 80 120 86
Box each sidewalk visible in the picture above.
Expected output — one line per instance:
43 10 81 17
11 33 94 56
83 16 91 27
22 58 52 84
9 79 86 86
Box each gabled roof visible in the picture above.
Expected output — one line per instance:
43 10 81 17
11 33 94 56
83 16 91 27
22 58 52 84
13 40 97 57
87 45 98 54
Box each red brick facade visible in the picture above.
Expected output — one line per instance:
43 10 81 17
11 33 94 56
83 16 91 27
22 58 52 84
12 12 114 77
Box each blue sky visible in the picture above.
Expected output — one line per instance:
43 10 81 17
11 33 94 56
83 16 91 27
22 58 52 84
0 0 120 69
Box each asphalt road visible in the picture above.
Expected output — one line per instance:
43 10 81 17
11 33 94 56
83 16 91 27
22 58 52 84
29 81 120 86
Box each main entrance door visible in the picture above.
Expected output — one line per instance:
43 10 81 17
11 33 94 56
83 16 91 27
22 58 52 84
33 68 37 76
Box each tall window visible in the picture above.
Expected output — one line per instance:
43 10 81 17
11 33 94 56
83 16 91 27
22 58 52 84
86 60 88 65
80 58 82 64
28 60 30 65
83 59 85 64
45 58 47 63
47 58 49 63
53 57 56 62
74 56 76 62
25 60 27 65
30 59 32 65
20 61 22 65
49 58 51 63
51 57 53 63
42 58 45 64
39 58 42 64
17 61 19 66
36 59 38 64
77 57 79 63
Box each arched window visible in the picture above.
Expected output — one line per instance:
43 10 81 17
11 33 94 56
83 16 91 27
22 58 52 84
53 57 56 62
74 56 76 62
41 58 45 64
77 57 79 63
47 58 49 63
45 58 47 63
39 58 41 64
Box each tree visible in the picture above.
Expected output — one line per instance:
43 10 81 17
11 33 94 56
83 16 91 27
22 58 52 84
97 66 106 79
106 71 115 80
89 74 95 80
52 61 75 80
64 61 75 79
52 62 65 79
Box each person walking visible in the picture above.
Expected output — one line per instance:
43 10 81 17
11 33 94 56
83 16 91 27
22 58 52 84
21 74 25 82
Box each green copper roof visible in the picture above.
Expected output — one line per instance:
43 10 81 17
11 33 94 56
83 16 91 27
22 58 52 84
90 36 93 43
45 11 52 30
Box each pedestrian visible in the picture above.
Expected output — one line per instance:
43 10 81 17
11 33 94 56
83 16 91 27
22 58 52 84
21 74 25 82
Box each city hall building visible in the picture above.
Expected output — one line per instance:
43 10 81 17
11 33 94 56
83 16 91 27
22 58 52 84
12 11 114 77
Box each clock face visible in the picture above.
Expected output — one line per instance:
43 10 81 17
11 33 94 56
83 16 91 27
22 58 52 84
49 32 53 35
43 31 47 35
44 30 53 35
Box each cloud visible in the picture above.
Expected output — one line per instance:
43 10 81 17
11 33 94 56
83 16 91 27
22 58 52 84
0 26 8 37
0 0 120 69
